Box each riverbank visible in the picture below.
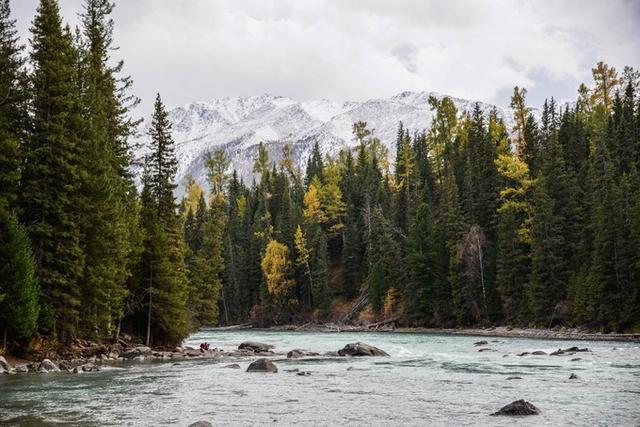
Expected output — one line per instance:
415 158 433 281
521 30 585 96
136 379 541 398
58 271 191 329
244 323 640 342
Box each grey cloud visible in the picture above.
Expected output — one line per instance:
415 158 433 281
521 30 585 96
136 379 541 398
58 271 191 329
10 0 640 117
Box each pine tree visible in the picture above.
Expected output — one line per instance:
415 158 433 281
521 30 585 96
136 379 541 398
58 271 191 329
0 0 27 215
494 154 535 323
305 141 324 186
140 95 190 346
0 213 40 345
528 185 567 325
406 202 440 323
20 0 85 341
77 0 139 339
591 62 620 111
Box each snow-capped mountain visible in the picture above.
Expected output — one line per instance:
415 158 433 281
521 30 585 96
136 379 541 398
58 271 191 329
134 91 519 193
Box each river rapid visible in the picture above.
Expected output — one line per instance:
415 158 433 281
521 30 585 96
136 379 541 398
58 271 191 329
1 330 639 426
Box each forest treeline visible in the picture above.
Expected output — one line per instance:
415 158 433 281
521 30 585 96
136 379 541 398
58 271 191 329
1 0 639 350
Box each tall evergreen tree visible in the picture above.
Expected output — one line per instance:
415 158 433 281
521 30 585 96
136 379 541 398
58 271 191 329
0 0 27 215
139 95 190 346
0 213 40 346
20 0 85 341
77 0 139 339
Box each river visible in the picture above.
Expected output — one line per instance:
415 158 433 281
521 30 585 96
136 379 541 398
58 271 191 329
1 330 639 426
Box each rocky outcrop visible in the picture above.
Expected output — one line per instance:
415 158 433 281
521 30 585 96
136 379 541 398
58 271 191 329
238 342 274 353
246 358 278 373
491 400 540 416
338 342 389 357
188 421 213 427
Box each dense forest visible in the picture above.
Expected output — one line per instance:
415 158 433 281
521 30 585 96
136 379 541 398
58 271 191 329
1 0 639 351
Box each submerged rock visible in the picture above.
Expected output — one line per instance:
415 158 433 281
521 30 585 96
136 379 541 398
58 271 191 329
506 376 522 380
239 342 274 353
478 348 495 352
531 351 547 356
188 422 213 427
223 364 241 369
491 399 540 416
82 363 100 372
474 340 489 346
14 365 28 373
569 373 578 380
337 342 389 357
246 358 278 373
58 360 74 371
296 371 311 376
287 349 320 359
551 346 589 356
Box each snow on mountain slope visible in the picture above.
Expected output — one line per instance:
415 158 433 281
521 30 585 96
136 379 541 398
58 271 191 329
133 91 520 194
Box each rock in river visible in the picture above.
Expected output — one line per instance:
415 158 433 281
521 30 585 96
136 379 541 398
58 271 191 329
246 358 278 373
491 399 540 416
287 349 319 359
188 422 213 427
238 342 274 353
0 356 12 373
338 342 389 357
474 340 488 346
38 359 60 373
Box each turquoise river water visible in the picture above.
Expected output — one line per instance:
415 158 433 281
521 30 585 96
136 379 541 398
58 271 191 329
1 330 639 426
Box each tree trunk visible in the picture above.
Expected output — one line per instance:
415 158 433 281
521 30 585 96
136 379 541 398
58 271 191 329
146 266 153 347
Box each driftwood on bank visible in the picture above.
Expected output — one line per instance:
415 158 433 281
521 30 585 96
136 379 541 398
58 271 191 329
367 316 401 329
201 322 254 331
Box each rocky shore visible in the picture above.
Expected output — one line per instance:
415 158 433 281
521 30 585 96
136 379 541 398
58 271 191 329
0 337 389 376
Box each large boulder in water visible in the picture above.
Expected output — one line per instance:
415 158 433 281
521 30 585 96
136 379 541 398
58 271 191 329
188 422 213 427
491 399 540 416
238 342 274 353
246 358 278 373
337 342 389 357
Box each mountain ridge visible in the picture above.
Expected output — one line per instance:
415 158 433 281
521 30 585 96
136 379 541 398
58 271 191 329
134 91 525 193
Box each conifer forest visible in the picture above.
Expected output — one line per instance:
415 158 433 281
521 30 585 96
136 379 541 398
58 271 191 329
1 0 640 353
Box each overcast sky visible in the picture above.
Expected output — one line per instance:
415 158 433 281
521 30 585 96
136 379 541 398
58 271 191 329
12 0 640 117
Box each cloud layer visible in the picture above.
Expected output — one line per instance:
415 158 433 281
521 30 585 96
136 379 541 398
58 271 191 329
13 0 640 115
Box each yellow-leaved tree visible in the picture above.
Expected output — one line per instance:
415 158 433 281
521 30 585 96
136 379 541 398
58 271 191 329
261 239 295 307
